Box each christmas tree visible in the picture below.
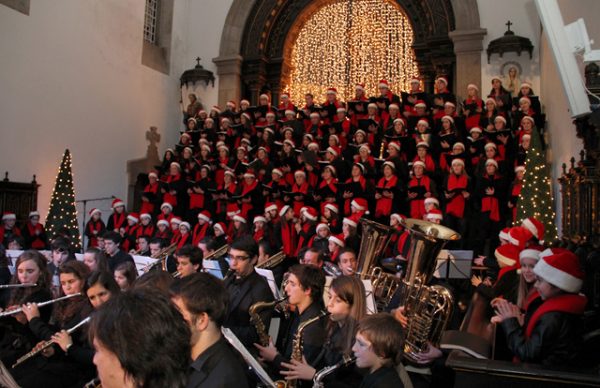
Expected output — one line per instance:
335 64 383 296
516 128 558 241
46 149 82 250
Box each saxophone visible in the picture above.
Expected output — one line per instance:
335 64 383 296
288 310 329 388
312 355 356 388
249 296 288 347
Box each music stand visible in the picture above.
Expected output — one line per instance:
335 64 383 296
221 328 276 388
434 250 474 281
0 360 20 388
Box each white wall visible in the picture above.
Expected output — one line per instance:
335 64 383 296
0 0 187 225
478 0 541 96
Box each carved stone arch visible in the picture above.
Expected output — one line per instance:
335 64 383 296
214 0 485 105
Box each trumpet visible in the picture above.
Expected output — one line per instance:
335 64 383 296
12 316 91 368
0 283 37 289
0 293 82 318
143 243 177 273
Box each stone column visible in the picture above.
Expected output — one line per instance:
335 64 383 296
449 28 487 101
213 55 243 107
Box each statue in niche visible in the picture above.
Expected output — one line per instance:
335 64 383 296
145 126 161 163
501 61 522 95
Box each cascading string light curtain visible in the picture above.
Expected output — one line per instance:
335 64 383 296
284 0 420 105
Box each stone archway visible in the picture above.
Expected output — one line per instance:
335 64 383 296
213 0 485 105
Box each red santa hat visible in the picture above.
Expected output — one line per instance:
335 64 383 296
280 93 289 99
367 102 378 110
243 171 256 179
233 215 247 224
494 116 507 125
351 198 368 211
224 170 236 178
388 103 400 110
452 142 465 151
285 109 295 116
388 142 401 151
326 87 337 94
316 223 330 233
309 112 320 119
441 115 455 124
539 247 570 261
170 162 181 171
467 83 479 91
240 99 250 106
279 205 291 218
378 79 390 89
485 97 497 106
271 168 284 177
302 207 318 222
451 158 465 168
329 234 345 247
226 208 240 219
180 221 191 231
416 141 429 149
424 197 439 207
410 77 421 84
307 142 320 152
324 203 339 214
390 213 405 225
343 215 359 228
533 251 584 293
393 118 406 126
355 83 365 91
444 101 456 108
294 170 306 178
161 202 173 211
470 126 483 134
157 219 169 228
519 248 541 264
27 210 39 218
112 198 125 209
521 82 532 89
336 107 347 113
425 209 443 221
414 100 427 108
326 146 341 157
264 127 275 135
2 212 16 221
495 244 520 268
253 216 267 224
214 222 226 234
435 76 448 85
266 111 276 118
417 119 429 128
359 144 371 154
412 160 426 169
508 226 534 249
198 210 211 223
329 134 340 145
139 213 151 221
521 217 545 242
498 227 511 242
485 159 498 168
265 203 278 213
126 213 139 223
515 165 526 174
89 208 101 217
170 217 182 225
521 116 535 124
519 96 531 105
148 171 158 179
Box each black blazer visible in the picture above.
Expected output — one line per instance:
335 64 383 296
186 337 250 388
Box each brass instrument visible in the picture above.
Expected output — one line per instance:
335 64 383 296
312 355 356 388
378 140 386 159
12 316 91 368
249 296 288 347
354 218 399 311
0 293 82 318
143 243 177 273
83 378 102 388
322 261 342 277
203 244 229 261
256 250 285 269
398 218 460 363
288 310 329 388
0 283 37 289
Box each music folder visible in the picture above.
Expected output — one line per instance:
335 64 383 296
255 268 279 299
221 328 277 388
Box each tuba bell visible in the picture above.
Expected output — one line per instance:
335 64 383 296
398 218 460 363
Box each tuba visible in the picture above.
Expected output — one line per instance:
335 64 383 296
354 218 399 310
398 218 460 363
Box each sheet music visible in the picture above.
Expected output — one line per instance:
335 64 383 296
255 268 279 299
221 328 276 388
0 360 20 388
203 259 224 280
132 255 159 276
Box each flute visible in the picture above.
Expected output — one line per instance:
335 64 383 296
12 316 91 368
0 293 82 318
0 283 37 289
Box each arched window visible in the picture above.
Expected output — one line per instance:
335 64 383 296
283 0 419 104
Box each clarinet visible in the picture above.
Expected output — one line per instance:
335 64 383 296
312 355 356 388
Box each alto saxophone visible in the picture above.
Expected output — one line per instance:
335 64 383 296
312 355 356 388
288 310 329 388
249 296 288 347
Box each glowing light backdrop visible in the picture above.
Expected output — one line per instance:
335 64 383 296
283 0 420 105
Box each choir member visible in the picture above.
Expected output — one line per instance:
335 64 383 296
106 198 127 233
136 213 155 238
443 158 471 242
473 159 506 257
0 212 21 246
21 211 48 250
407 161 436 220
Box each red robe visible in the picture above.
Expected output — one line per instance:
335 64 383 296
445 174 468 218
375 175 398 217
24 222 47 249
192 223 210 247
85 219 105 248
408 175 432 219
291 182 309 216
140 182 160 215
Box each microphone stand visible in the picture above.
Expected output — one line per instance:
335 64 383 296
76 196 115 251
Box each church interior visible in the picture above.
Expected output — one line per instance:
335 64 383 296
1 0 600 387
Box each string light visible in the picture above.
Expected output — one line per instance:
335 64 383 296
45 149 82 250
284 0 419 104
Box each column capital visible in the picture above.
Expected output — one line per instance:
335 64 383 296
212 55 243 75
449 28 487 54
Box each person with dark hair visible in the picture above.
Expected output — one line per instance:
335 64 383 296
338 248 359 276
48 237 75 293
256 264 327 381
300 247 324 269
134 270 175 294
135 235 152 256
6 235 25 250
86 271 120 309
199 236 229 277
223 236 274 349
352 313 405 387
170 273 249 388
114 261 138 291
82 247 109 273
17 260 94 388
103 231 134 272
175 244 203 278
90 288 190 388
0 251 53 366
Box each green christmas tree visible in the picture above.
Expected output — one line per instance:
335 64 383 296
516 128 558 241
46 149 81 250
